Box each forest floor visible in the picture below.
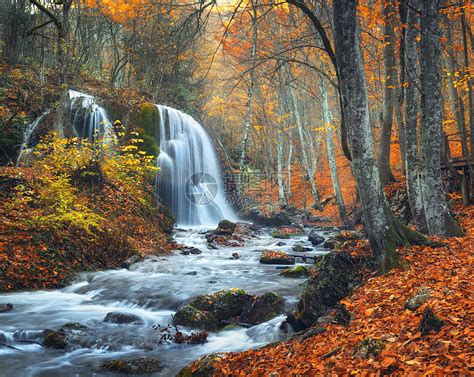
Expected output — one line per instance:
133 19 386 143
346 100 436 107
191 196 473 375
0 167 173 292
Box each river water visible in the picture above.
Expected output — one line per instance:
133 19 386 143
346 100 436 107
0 227 330 376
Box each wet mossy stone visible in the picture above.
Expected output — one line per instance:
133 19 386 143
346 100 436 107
62 322 86 330
103 312 144 325
102 357 162 374
130 103 161 156
279 266 309 278
271 231 291 239
173 305 220 331
288 252 365 331
215 220 237 235
260 250 295 265
177 353 223 377
189 289 253 320
43 329 68 349
241 292 285 325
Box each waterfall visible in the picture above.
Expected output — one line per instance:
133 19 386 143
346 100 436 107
69 90 115 141
155 105 237 226
16 110 50 167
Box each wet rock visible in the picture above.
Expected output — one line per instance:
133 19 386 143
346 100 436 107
419 307 444 335
231 253 240 260
189 289 253 320
279 266 309 278
260 250 295 265
0 303 13 313
308 230 325 246
292 244 312 253
42 329 68 349
215 220 237 235
102 357 162 374
177 353 223 377
291 326 327 342
353 337 385 359
241 292 285 325
103 312 144 325
323 238 340 250
272 226 304 239
316 315 336 325
61 322 87 330
405 287 432 311
274 241 287 247
121 255 143 269
181 247 202 255
186 271 198 276
173 305 220 331
288 252 365 331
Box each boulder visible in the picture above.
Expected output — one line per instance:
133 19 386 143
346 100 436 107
279 266 309 278
177 353 223 377
241 292 285 325
189 289 253 320
61 322 86 330
287 252 365 331
405 288 432 311
181 247 202 256
215 220 237 235
103 312 144 325
103 358 162 374
292 244 312 253
308 230 325 246
43 329 68 349
419 307 444 335
173 305 220 331
121 254 143 269
0 303 13 313
274 241 287 247
260 251 295 265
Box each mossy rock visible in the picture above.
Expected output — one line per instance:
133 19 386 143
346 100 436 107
241 292 285 325
215 220 237 235
130 103 161 156
102 357 162 374
271 231 291 239
173 305 220 331
189 288 253 320
61 322 86 330
280 266 309 278
260 250 295 265
288 252 365 331
177 353 223 377
42 329 68 349
353 338 385 359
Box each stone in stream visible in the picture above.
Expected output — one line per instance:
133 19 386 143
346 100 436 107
279 266 309 278
215 220 237 235
173 289 286 331
308 230 325 246
102 357 162 374
0 303 13 313
42 329 68 349
240 292 285 325
292 244 313 253
181 247 202 255
121 255 143 269
260 250 295 265
103 312 144 325
177 353 223 377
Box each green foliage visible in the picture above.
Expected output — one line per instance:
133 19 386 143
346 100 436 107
130 103 161 157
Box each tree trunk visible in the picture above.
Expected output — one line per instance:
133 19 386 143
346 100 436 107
404 1 428 233
378 0 397 185
238 0 258 191
333 0 425 272
419 1 462 237
319 74 347 224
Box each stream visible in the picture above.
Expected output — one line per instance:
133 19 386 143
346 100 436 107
0 226 331 376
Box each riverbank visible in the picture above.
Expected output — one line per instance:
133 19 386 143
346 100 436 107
0 163 174 292
194 198 473 375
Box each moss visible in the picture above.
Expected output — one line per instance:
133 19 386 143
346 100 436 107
271 231 291 239
173 305 220 331
279 266 309 278
102 358 162 374
62 322 86 330
130 103 161 157
42 330 68 349
176 353 223 377
241 292 285 324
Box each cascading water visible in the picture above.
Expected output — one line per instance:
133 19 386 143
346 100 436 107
16 110 50 167
69 90 115 142
155 105 237 226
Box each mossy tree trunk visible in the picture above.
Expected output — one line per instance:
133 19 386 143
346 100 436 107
333 0 426 273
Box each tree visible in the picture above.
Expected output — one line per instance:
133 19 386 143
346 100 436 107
29 0 73 135
333 0 424 272
404 0 428 233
